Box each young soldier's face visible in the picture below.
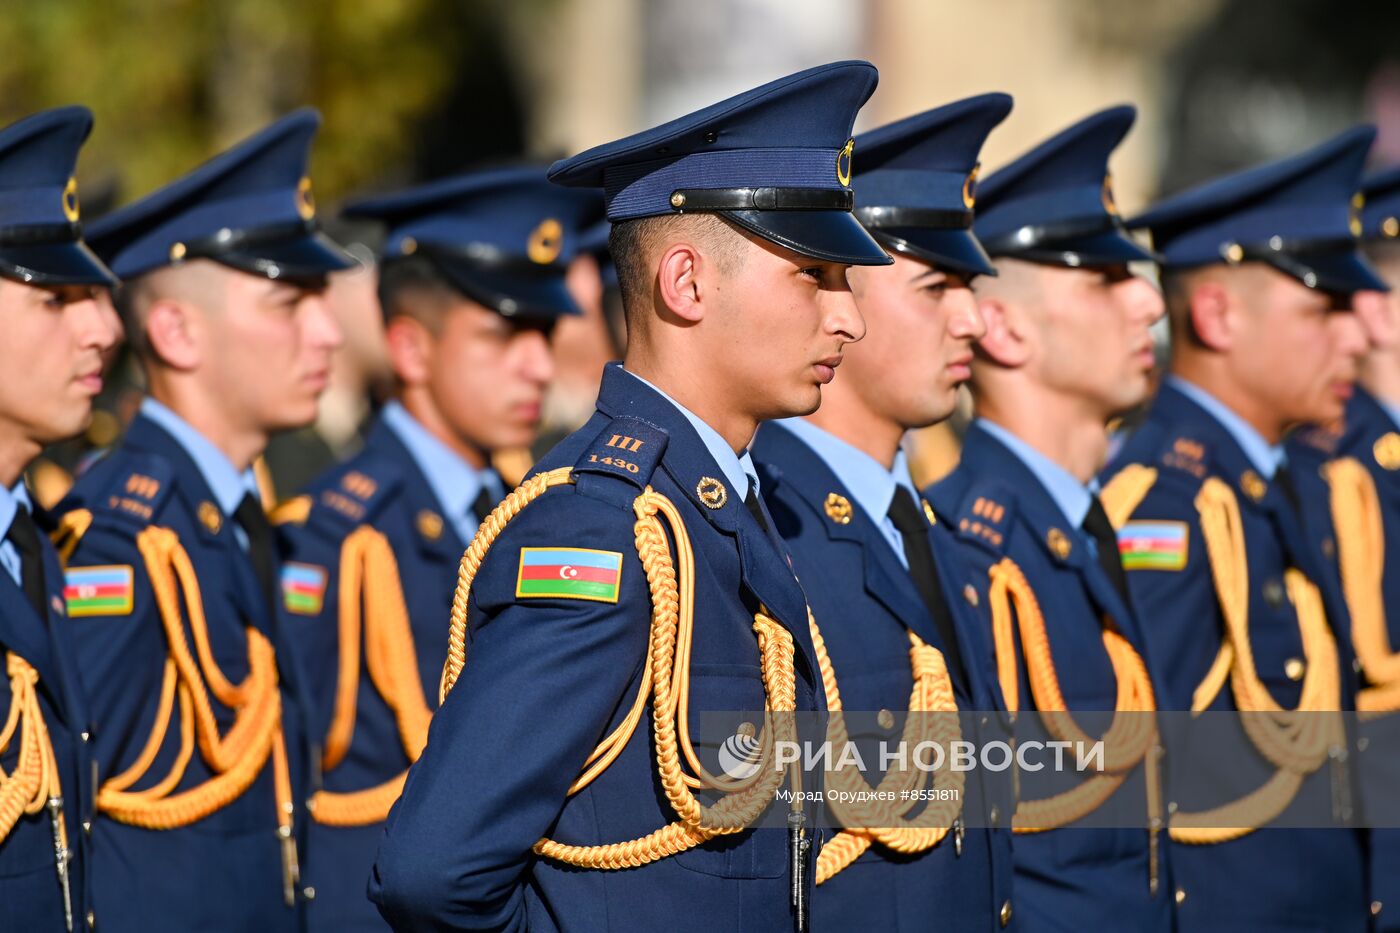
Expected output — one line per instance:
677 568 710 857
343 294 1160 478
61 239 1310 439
847 253 984 428
207 268 343 434
1238 269 1365 426
0 278 120 452
1028 262 1163 419
420 299 554 453
713 235 867 422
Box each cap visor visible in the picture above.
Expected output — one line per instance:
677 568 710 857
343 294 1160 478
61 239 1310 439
0 239 117 286
995 227 1157 267
873 227 997 278
1279 248 1391 295
722 209 892 265
434 257 582 320
218 230 356 282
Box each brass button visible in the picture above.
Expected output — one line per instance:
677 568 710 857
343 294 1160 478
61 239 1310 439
1000 900 1012 927
963 583 979 607
83 820 92 836
1373 900 1384 916
989 805 1000 826
87 910 96 929
1284 658 1306 681
1175 888 1187 905
877 708 895 731
1355 658 1364 674
1262 579 1286 608
1358 737 1370 752
303 886 317 900
1321 538 1335 559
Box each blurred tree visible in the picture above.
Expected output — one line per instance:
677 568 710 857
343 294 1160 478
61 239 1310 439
0 0 531 211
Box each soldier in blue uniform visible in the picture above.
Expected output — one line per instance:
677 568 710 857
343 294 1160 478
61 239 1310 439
51 109 352 932
274 166 600 932
1288 162 1400 927
1105 127 1379 930
369 61 891 932
925 106 1176 931
0 106 120 933
751 93 1018 932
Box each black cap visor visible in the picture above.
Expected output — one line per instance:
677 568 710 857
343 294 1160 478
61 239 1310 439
722 209 892 266
1263 246 1390 297
0 238 117 286
989 226 1158 268
211 229 356 284
429 252 581 321
871 227 997 279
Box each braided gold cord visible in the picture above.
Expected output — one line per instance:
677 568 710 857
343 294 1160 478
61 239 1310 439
810 612 964 885
312 526 434 826
1165 478 1343 843
1325 458 1400 715
0 653 62 841
439 471 799 870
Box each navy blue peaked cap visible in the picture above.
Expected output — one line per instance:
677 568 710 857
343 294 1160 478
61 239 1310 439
0 106 116 286
852 92 1013 277
548 61 891 266
974 105 1154 267
1360 163 1400 243
345 166 604 320
87 108 354 282
1130 125 1386 295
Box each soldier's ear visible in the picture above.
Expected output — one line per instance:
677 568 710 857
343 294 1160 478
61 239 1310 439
144 296 200 371
384 314 433 386
656 241 705 324
1187 280 1234 352
974 295 1029 368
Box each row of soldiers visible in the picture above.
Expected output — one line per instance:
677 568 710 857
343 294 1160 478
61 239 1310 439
2 58 1400 931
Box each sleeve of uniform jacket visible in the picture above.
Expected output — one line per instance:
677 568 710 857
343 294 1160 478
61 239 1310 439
369 483 651 931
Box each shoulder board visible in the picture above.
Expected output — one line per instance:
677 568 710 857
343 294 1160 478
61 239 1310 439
303 459 403 538
1290 422 1342 458
952 481 1015 555
572 417 669 492
92 454 177 528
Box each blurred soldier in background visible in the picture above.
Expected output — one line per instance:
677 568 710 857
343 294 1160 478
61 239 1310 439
927 106 1175 931
274 165 598 932
0 105 120 933
1107 126 1378 931
52 109 350 933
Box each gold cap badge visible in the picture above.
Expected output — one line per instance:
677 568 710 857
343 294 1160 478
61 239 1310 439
527 217 564 265
836 138 854 188
296 176 316 221
62 176 80 223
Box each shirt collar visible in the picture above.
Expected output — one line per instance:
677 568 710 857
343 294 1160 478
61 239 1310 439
974 418 1093 527
381 400 501 523
628 370 758 496
779 418 915 521
1167 375 1285 478
140 397 260 516
1379 395 1400 433
0 480 28 542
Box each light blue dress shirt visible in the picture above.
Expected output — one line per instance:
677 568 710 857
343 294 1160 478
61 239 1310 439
381 400 505 544
974 418 1093 528
629 368 760 499
0 481 32 586
1167 375 1286 478
779 418 919 569
1380 396 1400 433
140 397 262 548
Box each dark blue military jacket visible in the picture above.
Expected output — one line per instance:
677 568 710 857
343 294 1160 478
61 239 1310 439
56 412 310 933
929 425 1175 933
370 364 826 932
1107 380 1367 932
1291 385 1400 931
0 522 95 932
753 421 1017 932
276 414 473 932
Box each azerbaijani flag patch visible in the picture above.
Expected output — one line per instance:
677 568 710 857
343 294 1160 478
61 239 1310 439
281 562 328 615
516 547 623 603
1118 521 1189 571
65 565 134 617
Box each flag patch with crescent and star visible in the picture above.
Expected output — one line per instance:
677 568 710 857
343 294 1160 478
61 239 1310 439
515 547 624 603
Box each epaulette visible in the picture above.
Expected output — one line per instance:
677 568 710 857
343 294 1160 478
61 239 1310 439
301 459 403 540
952 481 1015 555
92 454 177 529
270 495 312 527
571 417 670 507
